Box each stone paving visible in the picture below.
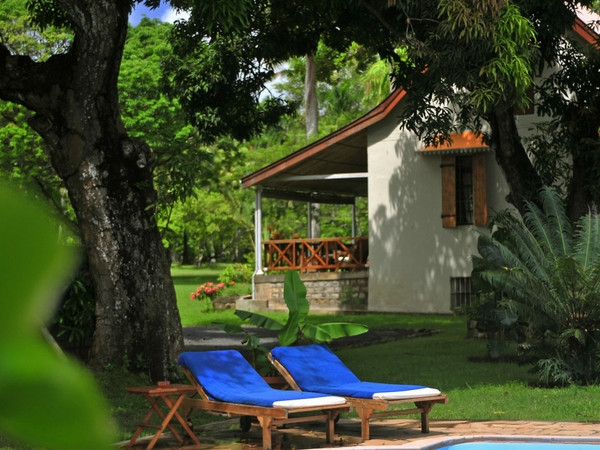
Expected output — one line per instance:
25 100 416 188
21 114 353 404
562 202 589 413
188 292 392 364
124 417 600 449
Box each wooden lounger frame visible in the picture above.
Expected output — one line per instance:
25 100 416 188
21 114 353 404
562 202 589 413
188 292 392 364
179 367 349 450
268 353 448 441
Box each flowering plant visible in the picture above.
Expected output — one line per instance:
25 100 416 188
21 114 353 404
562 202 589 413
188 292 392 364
190 281 233 302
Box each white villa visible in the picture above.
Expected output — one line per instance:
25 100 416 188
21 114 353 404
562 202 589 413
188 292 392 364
240 10 600 314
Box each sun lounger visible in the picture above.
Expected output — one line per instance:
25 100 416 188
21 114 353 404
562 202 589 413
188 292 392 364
178 350 349 449
268 343 448 441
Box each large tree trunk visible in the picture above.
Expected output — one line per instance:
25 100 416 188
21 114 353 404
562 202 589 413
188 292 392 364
0 0 183 380
563 103 600 222
489 107 544 216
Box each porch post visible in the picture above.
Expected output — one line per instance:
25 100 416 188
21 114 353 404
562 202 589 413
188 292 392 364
252 188 264 300
352 202 357 237
307 202 313 238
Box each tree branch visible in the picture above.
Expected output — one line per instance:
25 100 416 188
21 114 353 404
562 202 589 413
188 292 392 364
358 0 405 41
0 42 72 110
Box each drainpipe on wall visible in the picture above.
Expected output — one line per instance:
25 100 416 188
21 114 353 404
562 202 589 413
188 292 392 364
252 188 263 300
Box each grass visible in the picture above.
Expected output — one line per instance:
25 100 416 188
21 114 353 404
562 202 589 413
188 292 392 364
170 265 600 423
172 263 229 325
334 320 600 422
4 264 599 449
173 263 253 326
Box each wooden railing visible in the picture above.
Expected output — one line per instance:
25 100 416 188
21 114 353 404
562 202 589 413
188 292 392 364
263 237 368 272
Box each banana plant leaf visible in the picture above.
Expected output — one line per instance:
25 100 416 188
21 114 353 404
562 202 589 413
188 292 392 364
301 322 369 342
235 309 284 330
283 271 309 320
278 310 301 346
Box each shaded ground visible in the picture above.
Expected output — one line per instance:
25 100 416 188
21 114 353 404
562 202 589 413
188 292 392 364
121 417 600 449
183 326 438 352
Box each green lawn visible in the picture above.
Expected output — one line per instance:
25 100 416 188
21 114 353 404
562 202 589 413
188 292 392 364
5 264 597 449
171 265 600 423
171 263 230 325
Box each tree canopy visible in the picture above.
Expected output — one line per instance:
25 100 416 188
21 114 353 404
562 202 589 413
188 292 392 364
167 0 599 219
1 0 598 383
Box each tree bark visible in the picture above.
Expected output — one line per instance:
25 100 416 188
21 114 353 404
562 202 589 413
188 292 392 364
489 107 544 216
0 0 183 380
305 53 318 139
564 103 600 222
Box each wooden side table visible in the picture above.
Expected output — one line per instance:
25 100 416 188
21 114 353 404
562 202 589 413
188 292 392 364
126 384 201 449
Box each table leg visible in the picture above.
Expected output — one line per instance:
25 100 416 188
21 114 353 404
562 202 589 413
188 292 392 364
128 392 200 450
163 396 201 446
128 401 158 447
145 394 186 450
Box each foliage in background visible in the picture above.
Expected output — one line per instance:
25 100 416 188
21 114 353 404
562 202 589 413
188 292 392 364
162 189 253 264
120 18 247 214
464 292 526 360
218 263 253 285
274 41 384 133
49 263 96 360
0 182 114 449
473 187 600 386
0 0 72 218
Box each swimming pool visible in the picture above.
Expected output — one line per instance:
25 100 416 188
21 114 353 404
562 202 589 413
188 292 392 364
388 436 600 450
343 436 600 450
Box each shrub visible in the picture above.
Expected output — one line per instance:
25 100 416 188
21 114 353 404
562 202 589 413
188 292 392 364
218 263 253 285
473 187 600 386
49 264 96 361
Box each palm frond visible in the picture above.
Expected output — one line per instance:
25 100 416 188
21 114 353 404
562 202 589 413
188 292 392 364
542 186 572 254
574 211 600 270
522 187 571 258
473 187 600 385
482 209 550 282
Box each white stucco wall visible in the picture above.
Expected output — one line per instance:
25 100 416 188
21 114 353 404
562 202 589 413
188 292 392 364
366 107 512 313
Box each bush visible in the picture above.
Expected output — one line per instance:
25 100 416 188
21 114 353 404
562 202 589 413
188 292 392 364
218 263 253 284
220 282 252 297
49 264 96 361
473 187 600 386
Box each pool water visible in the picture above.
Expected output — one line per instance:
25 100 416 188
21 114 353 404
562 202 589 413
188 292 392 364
437 443 600 450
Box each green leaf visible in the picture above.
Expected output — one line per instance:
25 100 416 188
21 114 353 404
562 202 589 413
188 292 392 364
278 310 301 346
0 339 115 450
0 184 77 337
283 271 309 320
235 309 284 330
0 183 114 449
303 322 369 342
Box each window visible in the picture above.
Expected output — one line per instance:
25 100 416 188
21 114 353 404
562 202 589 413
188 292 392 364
455 156 474 225
441 153 487 228
451 277 472 310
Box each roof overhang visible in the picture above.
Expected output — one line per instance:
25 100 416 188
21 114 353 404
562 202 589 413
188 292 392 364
418 131 491 156
241 89 407 202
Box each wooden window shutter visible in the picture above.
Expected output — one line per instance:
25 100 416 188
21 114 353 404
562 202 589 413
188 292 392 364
473 153 488 226
441 155 456 228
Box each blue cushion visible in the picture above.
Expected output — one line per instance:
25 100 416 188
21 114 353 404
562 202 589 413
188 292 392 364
178 350 340 407
270 344 427 399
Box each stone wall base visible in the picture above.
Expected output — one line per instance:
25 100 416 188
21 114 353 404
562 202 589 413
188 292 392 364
241 271 369 313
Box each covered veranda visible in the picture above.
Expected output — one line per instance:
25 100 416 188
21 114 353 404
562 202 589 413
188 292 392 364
241 90 408 282
240 121 371 277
